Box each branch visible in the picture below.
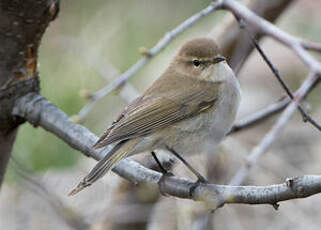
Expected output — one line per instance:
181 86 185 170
230 72 319 186
57 36 140 104
76 1 222 121
230 97 290 134
217 0 295 71
12 93 321 208
0 0 58 187
222 0 321 74
75 0 295 122
213 0 321 188
9 0 321 210
235 17 321 131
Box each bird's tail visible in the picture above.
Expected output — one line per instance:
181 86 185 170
69 140 135 196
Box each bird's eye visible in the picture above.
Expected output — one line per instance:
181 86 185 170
192 59 200 67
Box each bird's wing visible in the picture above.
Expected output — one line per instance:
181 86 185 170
93 80 222 148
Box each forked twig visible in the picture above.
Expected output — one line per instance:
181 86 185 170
229 71 319 187
235 17 321 131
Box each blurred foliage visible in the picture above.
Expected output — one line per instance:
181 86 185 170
9 0 321 176
10 0 214 174
2 1 321 230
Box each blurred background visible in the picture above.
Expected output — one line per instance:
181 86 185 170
1 0 320 229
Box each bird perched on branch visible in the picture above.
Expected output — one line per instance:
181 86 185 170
69 37 241 196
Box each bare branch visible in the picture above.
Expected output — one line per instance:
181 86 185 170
76 1 223 121
76 0 294 122
222 0 321 74
58 36 140 104
236 17 321 131
12 93 104 160
230 72 319 186
9 0 321 210
12 93 321 208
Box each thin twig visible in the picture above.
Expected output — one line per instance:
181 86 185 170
230 97 290 134
12 93 321 207
229 72 319 186
235 17 321 131
76 1 223 121
57 36 140 104
301 39 321 53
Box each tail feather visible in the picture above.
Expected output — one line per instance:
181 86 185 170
69 140 129 196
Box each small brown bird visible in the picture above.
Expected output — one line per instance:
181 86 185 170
69 37 241 195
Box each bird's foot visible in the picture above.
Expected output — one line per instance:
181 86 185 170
189 177 209 197
158 171 174 196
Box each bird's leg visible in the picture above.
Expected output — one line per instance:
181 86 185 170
166 146 208 196
167 147 208 183
151 151 169 174
151 151 174 196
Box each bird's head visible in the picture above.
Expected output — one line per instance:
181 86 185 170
173 38 227 80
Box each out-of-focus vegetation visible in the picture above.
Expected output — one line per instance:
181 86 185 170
2 0 321 229
12 0 218 173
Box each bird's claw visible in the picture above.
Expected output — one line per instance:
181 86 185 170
158 171 174 196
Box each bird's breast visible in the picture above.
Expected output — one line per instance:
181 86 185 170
162 64 241 156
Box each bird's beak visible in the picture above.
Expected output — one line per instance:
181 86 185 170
212 56 226 64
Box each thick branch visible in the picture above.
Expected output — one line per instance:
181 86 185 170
12 93 321 207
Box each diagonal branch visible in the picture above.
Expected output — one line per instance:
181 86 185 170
76 1 223 121
235 17 321 131
230 71 319 186
75 0 295 122
8 0 321 210
12 93 321 207
222 0 321 74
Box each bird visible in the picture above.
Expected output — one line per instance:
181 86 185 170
69 37 241 196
